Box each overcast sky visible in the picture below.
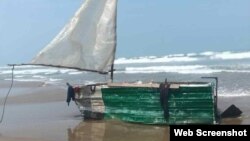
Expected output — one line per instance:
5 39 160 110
0 0 250 65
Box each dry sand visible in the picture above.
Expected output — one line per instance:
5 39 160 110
0 80 249 141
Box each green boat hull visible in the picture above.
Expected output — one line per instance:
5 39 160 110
101 84 216 124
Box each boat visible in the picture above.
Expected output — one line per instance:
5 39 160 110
11 0 218 124
74 81 217 124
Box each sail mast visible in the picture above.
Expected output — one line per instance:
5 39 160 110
110 64 114 82
110 0 118 82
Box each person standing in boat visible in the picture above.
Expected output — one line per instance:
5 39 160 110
66 82 75 106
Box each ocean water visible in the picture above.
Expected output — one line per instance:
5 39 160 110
1 51 250 97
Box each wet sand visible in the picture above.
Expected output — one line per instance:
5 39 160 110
0 81 168 141
0 80 249 141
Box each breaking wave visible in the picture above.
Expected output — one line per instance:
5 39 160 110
0 66 80 75
121 65 250 74
210 51 250 60
115 56 198 64
115 51 250 64
123 65 218 74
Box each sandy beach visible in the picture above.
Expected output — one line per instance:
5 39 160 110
0 80 250 141
0 80 79 141
0 80 168 141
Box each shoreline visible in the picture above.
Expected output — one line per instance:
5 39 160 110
0 80 66 105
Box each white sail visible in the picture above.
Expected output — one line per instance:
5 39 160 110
31 0 117 73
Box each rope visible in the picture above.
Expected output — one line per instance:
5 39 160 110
0 65 15 123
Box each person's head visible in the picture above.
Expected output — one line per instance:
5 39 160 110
66 82 70 86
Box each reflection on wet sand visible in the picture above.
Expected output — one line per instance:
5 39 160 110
68 120 169 141
221 117 243 125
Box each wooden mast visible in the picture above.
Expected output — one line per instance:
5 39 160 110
110 64 114 82
110 0 118 83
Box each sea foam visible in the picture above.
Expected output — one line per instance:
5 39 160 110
114 51 250 65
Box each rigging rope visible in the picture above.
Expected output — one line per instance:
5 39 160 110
0 65 15 124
